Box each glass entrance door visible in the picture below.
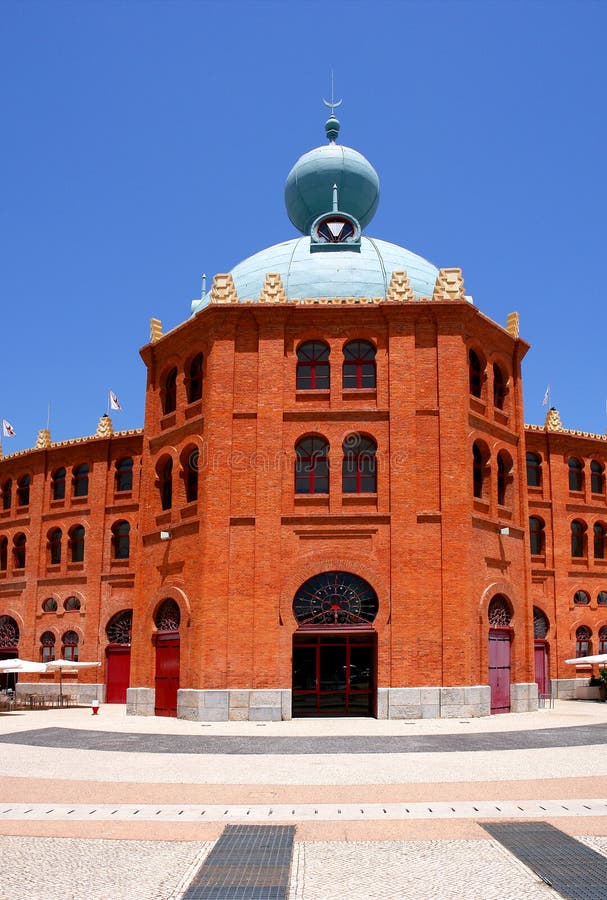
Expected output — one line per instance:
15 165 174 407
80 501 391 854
292 633 375 717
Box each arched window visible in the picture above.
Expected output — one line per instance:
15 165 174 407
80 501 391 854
73 463 89 498
64 596 81 611
526 452 542 488
468 349 482 398
48 528 62 566
573 590 590 605
599 626 607 655
183 447 199 503
1 479 11 511
186 353 203 403
497 451 513 507
342 435 377 493
296 341 330 391
533 607 549 639
568 457 583 492
488 595 512 627
40 631 56 663
0 537 7 572
111 521 130 560
69 525 85 563
159 458 173 510
0 615 19 648
13 533 26 569
597 592 607 606
106 609 132 645
529 517 545 556
115 458 133 492
575 625 591 658
293 571 379 626
16 474 30 507
162 367 177 415
591 460 604 495
594 523 606 560
155 599 180 632
62 630 79 661
571 520 586 558
493 364 506 409
42 597 58 612
472 442 489 499
342 341 376 389
51 467 66 500
295 437 329 494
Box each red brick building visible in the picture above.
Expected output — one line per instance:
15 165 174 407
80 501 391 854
1 116 605 718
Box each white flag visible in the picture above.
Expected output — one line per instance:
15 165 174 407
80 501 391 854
109 390 122 411
542 385 550 407
2 419 15 437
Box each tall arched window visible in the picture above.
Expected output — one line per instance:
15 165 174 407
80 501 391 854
526 452 542 488
295 437 329 494
183 447 199 503
162 367 177 414
342 435 377 493
473 442 489 499
186 353 203 403
111 521 130 560
571 520 586 558
533 607 549 639
159 458 173 510
568 457 583 492
106 609 133 645
51 467 66 500
40 631 56 663
493 364 506 409
575 625 591 658
594 523 606 560
13 533 26 569
296 342 330 391
0 537 7 571
468 349 482 398
591 460 604 495
1 479 11 511
16 474 30 507
155 599 181 632
497 451 513 507
48 528 62 566
62 630 79 662
0 615 19 649
529 516 545 556
342 341 376 389
115 457 133 492
69 525 85 563
599 626 607 655
73 463 89 498
488 595 512 627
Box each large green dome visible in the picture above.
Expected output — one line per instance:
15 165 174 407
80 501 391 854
284 116 380 234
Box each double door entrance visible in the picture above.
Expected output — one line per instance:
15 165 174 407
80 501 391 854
292 632 376 717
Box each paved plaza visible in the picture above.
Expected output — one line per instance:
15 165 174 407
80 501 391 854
0 700 606 898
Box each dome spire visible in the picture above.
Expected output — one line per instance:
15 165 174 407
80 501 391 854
322 69 342 143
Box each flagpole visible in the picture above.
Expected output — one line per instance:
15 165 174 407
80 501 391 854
46 402 51 431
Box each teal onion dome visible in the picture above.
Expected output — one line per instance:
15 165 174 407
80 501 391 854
285 135 380 235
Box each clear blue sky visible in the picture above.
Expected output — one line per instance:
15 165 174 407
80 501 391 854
1 0 605 452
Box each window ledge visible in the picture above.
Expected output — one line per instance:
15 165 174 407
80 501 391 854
294 495 329 509
295 390 330 401
71 496 89 505
156 511 172 526
67 562 84 572
473 498 490 514
46 564 61 574
185 401 203 419
113 490 133 501
494 409 509 426
342 494 378 508
49 499 66 508
469 396 486 415
180 501 198 519
341 389 377 401
110 558 130 568
160 412 177 430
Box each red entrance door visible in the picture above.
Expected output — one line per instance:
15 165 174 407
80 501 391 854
154 632 179 717
105 645 131 703
488 629 511 714
534 640 549 698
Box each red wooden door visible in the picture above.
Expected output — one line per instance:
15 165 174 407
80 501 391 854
154 633 179 717
488 629 511 714
534 640 549 698
105 645 131 703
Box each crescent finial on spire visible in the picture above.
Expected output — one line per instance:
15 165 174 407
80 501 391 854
323 69 342 143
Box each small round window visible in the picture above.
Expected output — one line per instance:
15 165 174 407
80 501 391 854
42 597 58 613
64 596 81 611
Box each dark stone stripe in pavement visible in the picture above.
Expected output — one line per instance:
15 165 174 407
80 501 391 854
0 724 607 754
481 821 607 899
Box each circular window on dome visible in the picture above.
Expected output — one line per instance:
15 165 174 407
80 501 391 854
293 571 378 626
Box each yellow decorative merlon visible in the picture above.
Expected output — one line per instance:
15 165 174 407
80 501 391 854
544 407 563 431
209 273 238 304
150 318 163 342
96 414 114 438
258 273 287 304
432 268 465 301
506 312 520 338
35 429 51 449
386 271 415 302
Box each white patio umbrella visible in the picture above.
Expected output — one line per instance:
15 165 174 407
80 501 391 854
45 659 101 704
0 658 48 673
564 654 607 666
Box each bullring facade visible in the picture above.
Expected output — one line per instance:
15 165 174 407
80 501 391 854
1 114 605 719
